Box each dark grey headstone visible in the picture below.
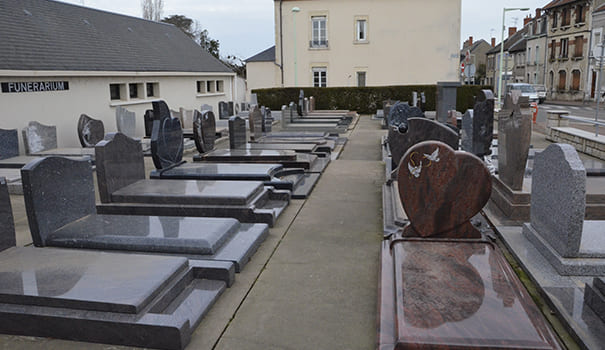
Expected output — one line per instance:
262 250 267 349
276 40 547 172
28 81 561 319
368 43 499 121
461 110 474 153
77 114 105 147
228 101 235 116
472 90 494 157
219 101 230 119
263 107 273 133
0 129 19 159
497 92 531 190
388 117 459 170
144 109 154 137
529 144 586 258
248 105 263 141
21 157 96 247
229 116 247 149
95 133 146 203
22 122 57 155
0 177 16 252
289 102 297 121
115 106 136 138
436 81 461 123
387 101 425 129
200 104 213 112
298 90 304 116
193 110 216 154
250 93 258 105
151 101 184 169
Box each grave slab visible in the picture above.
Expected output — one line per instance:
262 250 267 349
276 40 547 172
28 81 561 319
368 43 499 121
96 133 290 226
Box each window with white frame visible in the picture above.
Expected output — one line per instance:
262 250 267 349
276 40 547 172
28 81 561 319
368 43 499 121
356 19 367 41
312 67 327 87
311 16 327 47
196 79 224 94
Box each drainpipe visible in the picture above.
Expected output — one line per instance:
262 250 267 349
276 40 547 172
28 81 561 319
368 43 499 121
279 0 284 86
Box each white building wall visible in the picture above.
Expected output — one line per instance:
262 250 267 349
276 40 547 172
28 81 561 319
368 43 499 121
0 72 235 151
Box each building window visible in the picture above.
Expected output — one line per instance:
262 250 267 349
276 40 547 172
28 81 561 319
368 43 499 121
571 70 581 90
129 83 142 99
558 70 567 90
356 19 367 41
549 71 554 90
216 80 224 92
527 48 531 64
560 38 568 58
534 73 537 84
206 80 215 93
357 72 366 87
311 16 327 47
562 8 570 26
109 84 122 100
574 36 583 57
197 81 206 93
535 46 540 64
312 67 327 87
552 11 558 28
550 39 556 59
146 82 159 98
576 5 584 24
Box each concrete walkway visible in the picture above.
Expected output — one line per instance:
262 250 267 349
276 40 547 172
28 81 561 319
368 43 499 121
0 116 385 349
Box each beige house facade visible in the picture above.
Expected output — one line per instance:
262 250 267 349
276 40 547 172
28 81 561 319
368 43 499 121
247 0 461 93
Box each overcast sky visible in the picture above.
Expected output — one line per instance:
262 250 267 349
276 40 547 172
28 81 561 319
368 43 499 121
60 0 551 59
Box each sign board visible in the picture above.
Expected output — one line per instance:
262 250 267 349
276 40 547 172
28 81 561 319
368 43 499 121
460 62 465 73
1 81 70 93
465 50 471 64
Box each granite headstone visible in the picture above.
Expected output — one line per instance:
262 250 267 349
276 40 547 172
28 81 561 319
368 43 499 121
0 129 20 159
229 116 247 149
200 104 213 113
304 98 309 116
219 101 230 119
309 96 315 112
387 101 424 129
497 92 531 190
22 121 57 154
461 110 474 153
151 101 184 169
115 106 136 138
0 177 16 251
193 109 216 153
250 93 258 105
388 117 458 170
397 141 491 238
179 108 195 130
263 107 273 133
298 90 304 116
436 81 461 123
472 90 495 157
228 101 235 116
144 109 154 137
248 105 263 141
77 114 105 148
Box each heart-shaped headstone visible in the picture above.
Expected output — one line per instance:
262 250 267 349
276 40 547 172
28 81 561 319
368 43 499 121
397 140 491 238
150 100 184 169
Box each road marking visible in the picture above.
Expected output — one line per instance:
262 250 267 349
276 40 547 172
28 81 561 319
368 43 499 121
570 106 580 110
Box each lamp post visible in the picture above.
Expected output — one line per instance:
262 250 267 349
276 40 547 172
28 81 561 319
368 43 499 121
292 7 300 87
497 7 530 108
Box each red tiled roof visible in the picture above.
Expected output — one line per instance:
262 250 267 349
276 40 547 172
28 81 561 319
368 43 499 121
543 0 583 10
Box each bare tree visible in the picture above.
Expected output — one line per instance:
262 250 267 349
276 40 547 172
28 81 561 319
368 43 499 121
141 0 163 21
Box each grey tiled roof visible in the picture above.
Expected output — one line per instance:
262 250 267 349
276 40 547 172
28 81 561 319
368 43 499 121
246 46 276 62
0 0 233 73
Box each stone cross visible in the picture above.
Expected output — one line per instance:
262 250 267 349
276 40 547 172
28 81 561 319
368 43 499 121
77 114 105 148
115 106 136 138
22 121 57 154
397 140 491 238
229 116 247 149
497 92 531 190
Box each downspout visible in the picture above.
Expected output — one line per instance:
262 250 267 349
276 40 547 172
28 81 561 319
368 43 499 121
279 0 284 86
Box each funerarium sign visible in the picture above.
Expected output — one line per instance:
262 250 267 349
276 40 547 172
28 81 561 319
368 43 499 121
1 81 69 93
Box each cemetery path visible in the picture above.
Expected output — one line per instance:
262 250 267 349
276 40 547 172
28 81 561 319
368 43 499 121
211 116 384 350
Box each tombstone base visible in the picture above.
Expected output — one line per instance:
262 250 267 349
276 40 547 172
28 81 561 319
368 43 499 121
523 223 605 275
382 181 408 236
489 175 531 221
402 220 482 239
378 239 561 350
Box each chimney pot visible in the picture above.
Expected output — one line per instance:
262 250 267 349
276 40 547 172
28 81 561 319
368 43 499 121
508 27 517 37
491 37 496 47
536 8 541 18
524 15 532 26
469 36 473 45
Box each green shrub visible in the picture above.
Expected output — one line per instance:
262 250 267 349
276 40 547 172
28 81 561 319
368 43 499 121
252 85 492 114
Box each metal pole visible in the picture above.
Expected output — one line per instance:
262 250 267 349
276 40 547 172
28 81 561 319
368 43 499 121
293 12 298 87
497 8 506 108
595 39 604 137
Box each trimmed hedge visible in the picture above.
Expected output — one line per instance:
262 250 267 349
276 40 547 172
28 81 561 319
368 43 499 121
252 85 492 115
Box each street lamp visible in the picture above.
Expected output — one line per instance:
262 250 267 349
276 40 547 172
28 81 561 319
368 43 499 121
497 7 530 108
292 7 300 87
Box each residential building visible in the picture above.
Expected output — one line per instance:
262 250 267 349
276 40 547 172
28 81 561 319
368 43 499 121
587 1 605 100
246 46 280 96
460 36 493 85
246 0 461 93
486 26 529 101
526 9 549 85
543 0 592 101
0 0 238 149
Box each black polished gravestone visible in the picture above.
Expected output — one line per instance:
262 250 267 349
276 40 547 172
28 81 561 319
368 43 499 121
144 109 154 137
248 105 263 141
387 117 459 173
0 128 19 160
77 114 105 147
151 101 184 170
193 110 216 154
386 101 425 130
229 116 247 150
96 133 290 226
149 109 319 199
472 90 495 157
218 101 229 119
0 177 235 350
21 156 268 272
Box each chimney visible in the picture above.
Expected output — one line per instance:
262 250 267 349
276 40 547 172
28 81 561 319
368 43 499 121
536 8 541 18
524 15 532 26
491 37 496 47
508 27 517 37
469 36 473 46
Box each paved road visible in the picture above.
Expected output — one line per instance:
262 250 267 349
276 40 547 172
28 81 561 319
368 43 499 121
537 103 603 121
